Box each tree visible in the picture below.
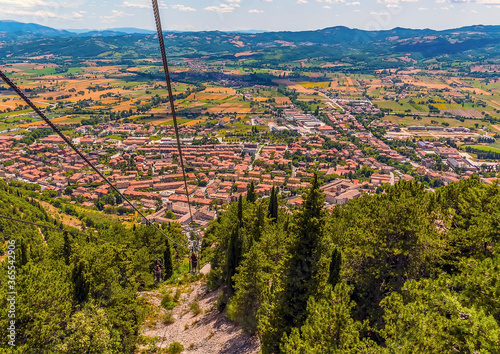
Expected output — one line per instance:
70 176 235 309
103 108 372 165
228 225 289 333
328 247 341 288
163 238 173 280
63 232 71 266
382 275 500 352
272 187 279 222
281 283 378 353
260 173 327 353
247 181 257 203
226 226 242 292
238 194 243 226
64 186 73 196
55 306 118 354
268 186 278 221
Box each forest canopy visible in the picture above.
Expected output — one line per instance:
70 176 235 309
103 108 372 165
2 174 500 352
203 175 500 353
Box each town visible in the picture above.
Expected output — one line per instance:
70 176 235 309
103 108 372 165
1 60 499 236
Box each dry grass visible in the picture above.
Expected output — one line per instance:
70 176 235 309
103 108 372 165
272 79 316 94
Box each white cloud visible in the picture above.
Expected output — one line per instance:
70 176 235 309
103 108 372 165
100 9 131 21
171 4 196 11
436 0 500 3
297 0 308 3
249 9 264 13
0 0 64 8
205 3 240 13
0 7 82 19
121 1 150 9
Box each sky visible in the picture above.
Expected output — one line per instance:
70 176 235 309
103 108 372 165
0 0 499 32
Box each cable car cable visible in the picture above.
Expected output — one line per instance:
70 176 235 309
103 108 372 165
151 0 195 228
0 69 188 248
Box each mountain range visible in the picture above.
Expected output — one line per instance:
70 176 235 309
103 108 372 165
0 20 499 66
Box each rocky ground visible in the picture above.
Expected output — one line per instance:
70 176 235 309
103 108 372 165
139 265 260 353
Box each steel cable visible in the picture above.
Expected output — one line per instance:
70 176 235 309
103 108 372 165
151 0 195 226
0 70 188 248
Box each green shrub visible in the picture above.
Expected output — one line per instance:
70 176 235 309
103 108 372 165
167 341 184 354
190 301 202 316
161 294 177 310
162 311 175 325
173 289 181 302
216 292 228 313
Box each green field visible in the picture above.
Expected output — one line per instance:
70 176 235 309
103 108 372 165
158 118 192 126
463 145 500 153
384 115 491 130
487 140 500 149
0 110 31 117
5 116 37 123
375 100 428 113
0 123 11 131
104 134 124 141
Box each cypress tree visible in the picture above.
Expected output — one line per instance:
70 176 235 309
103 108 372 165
238 194 243 226
63 232 71 266
268 186 275 219
272 187 279 222
163 238 173 280
247 181 256 203
226 226 242 292
72 261 89 304
19 239 28 266
328 247 341 288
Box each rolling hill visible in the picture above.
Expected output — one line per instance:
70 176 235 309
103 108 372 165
0 21 498 66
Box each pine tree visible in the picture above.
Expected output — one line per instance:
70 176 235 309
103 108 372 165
261 173 326 353
247 181 257 203
163 238 173 280
281 283 377 352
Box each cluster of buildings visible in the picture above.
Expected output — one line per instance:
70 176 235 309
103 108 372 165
1 82 499 235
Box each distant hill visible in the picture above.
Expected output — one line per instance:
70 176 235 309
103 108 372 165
109 28 156 35
0 20 498 65
0 20 75 40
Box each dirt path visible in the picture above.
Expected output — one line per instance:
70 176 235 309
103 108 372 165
140 280 259 353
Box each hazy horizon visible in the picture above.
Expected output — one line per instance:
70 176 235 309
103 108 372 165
0 0 498 33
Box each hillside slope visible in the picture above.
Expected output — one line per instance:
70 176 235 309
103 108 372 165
0 22 498 63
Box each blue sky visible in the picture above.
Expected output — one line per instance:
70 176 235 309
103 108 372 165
0 0 498 32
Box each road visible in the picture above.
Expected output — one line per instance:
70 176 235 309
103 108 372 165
248 144 263 171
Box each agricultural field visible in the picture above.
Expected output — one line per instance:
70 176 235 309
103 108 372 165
462 145 500 153
297 81 330 89
1 58 499 142
383 114 497 131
